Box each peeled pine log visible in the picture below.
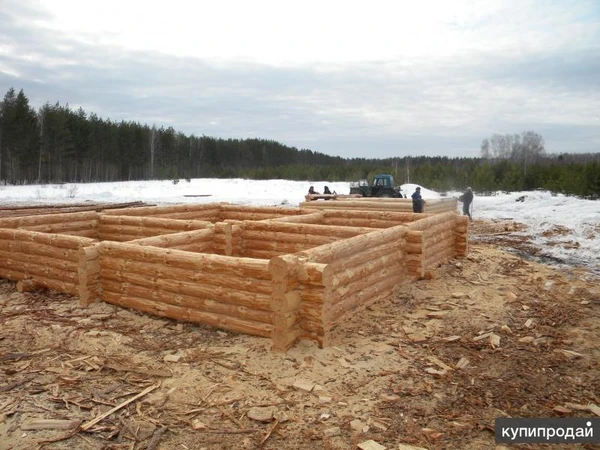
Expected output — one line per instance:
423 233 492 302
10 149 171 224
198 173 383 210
321 217 404 229
299 225 406 263
242 230 336 247
100 267 272 310
22 220 97 234
0 211 98 228
0 229 95 249
101 279 272 323
103 203 221 217
99 214 210 230
102 291 273 337
61 229 99 239
323 239 404 275
220 205 305 216
129 228 214 248
243 239 314 255
242 249 285 259
0 267 78 295
241 220 376 238
167 242 215 253
153 211 220 221
301 201 414 211
269 212 324 224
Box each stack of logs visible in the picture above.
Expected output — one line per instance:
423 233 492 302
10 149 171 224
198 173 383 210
0 203 469 350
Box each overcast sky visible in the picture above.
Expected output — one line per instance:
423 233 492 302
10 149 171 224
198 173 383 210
1 0 599 159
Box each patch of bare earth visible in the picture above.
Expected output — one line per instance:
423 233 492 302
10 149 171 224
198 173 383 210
1 220 599 450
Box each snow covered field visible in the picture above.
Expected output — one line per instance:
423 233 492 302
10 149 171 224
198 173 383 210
1 179 598 272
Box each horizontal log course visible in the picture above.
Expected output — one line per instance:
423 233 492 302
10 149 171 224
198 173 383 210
100 256 273 294
299 225 406 263
323 209 420 222
327 278 410 331
269 212 324 224
0 239 80 262
327 262 405 304
0 211 99 228
128 228 215 248
0 267 78 295
99 241 271 279
0 229 95 249
405 228 455 254
167 242 215 253
422 236 455 259
301 201 415 211
220 205 305 216
102 291 273 337
241 249 286 259
424 246 456 269
62 230 99 239
407 211 456 232
99 215 211 230
241 221 377 238
0 257 78 283
321 217 405 228
242 230 336 247
103 203 222 216
324 251 404 289
153 211 220 221
101 279 272 323
0 248 78 272
100 267 272 310
323 239 404 275
243 239 315 255
21 220 98 234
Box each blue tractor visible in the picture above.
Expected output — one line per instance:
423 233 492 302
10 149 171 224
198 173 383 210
349 174 405 198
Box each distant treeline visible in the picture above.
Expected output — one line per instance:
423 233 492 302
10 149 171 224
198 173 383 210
1 87 598 198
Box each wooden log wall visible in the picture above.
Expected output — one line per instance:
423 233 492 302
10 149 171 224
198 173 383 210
237 221 378 260
0 229 96 295
219 205 309 222
0 211 99 238
96 241 274 337
128 227 216 253
98 215 212 242
405 211 462 278
293 225 410 346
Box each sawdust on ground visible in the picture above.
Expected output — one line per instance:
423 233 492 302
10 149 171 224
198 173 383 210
1 219 599 450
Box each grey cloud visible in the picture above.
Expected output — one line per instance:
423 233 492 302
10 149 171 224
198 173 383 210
1 3 598 159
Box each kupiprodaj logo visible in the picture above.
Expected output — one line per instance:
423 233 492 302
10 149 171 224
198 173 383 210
495 418 599 444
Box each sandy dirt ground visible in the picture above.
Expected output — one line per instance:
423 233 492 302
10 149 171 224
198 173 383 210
1 219 599 450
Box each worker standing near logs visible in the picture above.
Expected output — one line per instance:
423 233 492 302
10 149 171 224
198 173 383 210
458 187 474 221
411 187 425 213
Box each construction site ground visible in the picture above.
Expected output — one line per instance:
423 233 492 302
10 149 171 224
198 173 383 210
1 218 599 450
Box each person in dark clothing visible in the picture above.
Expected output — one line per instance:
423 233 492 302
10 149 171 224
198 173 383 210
308 186 320 195
323 186 332 194
411 187 424 213
459 187 473 220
